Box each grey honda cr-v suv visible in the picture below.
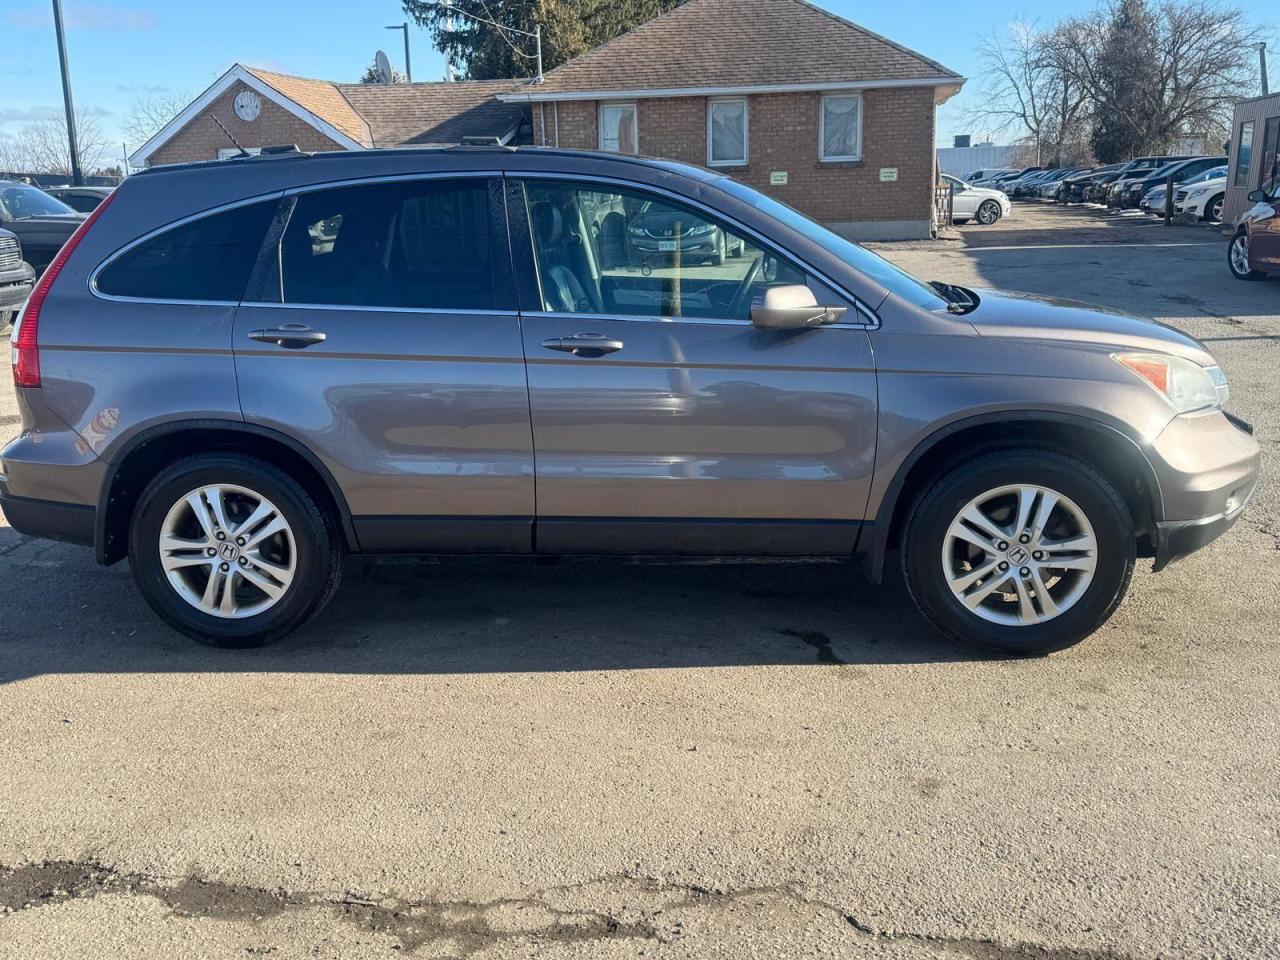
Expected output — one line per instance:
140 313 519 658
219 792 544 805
0 147 1261 654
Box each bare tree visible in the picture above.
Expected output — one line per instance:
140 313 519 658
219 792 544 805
1056 0 1265 160
0 113 109 176
122 91 192 148
967 20 1092 167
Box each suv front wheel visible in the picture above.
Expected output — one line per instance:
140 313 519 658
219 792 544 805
903 450 1135 656
128 453 343 647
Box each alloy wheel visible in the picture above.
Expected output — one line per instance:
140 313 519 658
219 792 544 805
942 483 1098 626
158 483 297 619
1209 197 1224 223
1230 235 1252 276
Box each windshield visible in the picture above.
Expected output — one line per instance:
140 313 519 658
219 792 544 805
0 184 76 221
715 177 947 311
1186 166 1227 185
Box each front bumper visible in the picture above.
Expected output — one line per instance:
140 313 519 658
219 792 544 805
1148 411 1261 571
0 262 35 311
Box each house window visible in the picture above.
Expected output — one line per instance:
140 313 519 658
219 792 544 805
820 94 862 162
598 103 638 153
707 98 748 167
1233 121 1253 189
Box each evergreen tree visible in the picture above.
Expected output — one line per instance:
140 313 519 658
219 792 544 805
402 0 683 81
1087 0 1161 161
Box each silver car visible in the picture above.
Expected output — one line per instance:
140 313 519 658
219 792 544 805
1 147 1260 654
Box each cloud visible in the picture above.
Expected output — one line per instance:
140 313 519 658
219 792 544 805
5 3 159 31
117 84 172 95
0 104 112 128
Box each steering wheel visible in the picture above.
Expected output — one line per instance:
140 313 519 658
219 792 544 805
728 257 763 320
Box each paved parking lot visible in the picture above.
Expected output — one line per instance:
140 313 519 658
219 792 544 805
1 202 1277 959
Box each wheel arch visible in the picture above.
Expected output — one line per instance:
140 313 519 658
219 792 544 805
860 412 1163 584
95 419 358 565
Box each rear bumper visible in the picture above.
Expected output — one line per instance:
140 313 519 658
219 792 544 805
0 480 95 547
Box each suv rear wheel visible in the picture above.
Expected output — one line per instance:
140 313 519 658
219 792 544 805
903 450 1135 656
128 453 343 647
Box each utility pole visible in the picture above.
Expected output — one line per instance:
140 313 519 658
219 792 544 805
1256 42 1269 97
51 0 83 185
386 22 411 82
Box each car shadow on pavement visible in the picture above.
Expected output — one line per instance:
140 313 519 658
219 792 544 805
0 530 985 682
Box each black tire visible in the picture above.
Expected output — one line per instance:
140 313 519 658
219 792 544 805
1228 230 1265 281
953 218 970 226
976 200 1001 225
708 232 726 266
1204 193 1225 224
902 449 1135 657
128 453 343 648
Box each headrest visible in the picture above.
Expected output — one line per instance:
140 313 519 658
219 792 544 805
530 201 563 247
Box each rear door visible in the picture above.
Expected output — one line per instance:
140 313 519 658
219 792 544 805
233 175 535 553
506 177 878 556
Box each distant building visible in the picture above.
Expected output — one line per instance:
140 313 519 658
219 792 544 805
935 143 1018 178
1224 93 1280 225
131 0 965 240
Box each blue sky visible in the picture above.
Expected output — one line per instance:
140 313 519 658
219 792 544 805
0 0 1177 160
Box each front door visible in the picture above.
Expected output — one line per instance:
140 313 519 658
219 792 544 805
234 176 535 553
1250 118 1280 273
507 178 878 555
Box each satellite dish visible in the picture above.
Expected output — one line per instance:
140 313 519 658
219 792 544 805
375 49 394 84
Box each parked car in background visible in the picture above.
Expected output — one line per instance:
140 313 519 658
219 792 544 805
1228 182 1280 280
1056 165 1120 203
941 174 1011 225
1035 169 1090 199
1142 164 1226 215
0 180 86 274
44 185 114 213
1175 169 1230 223
0 226 35 332
0 146 1259 656
1123 157 1225 210
1007 169 1062 198
1105 156 1199 207
964 167 1017 185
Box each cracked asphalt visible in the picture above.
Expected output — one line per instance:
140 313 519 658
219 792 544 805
1 203 1277 958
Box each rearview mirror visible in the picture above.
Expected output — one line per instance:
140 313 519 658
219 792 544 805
750 285 848 330
1247 189 1269 203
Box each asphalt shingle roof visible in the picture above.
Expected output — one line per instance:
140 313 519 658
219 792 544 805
501 0 961 99
243 67 373 145
336 80 527 146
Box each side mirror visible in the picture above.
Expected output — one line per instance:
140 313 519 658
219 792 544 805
1247 189 1268 203
750 284 847 330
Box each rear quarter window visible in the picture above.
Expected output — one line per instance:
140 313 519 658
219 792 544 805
95 200 276 302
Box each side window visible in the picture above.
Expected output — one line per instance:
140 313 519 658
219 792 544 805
522 180 815 323
1234 121 1254 189
279 178 500 310
820 94 862 162
598 104 637 153
96 200 275 302
707 99 748 167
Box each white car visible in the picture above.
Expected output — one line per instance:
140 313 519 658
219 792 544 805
942 175 1012 225
1174 173 1228 223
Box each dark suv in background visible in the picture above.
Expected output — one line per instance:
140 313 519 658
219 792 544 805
1 147 1260 654
0 227 35 331
0 179 85 275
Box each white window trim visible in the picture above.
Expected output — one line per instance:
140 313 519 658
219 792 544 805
819 92 863 163
706 97 749 167
597 101 638 154
217 147 262 160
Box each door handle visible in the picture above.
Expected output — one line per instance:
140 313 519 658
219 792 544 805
541 332 624 357
248 324 327 349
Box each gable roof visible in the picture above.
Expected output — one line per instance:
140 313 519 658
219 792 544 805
130 64 372 166
337 80 527 146
499 0 962 102
244 67 373 146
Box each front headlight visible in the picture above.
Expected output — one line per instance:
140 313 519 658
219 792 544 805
1115 353 1227 413
687 223 716 236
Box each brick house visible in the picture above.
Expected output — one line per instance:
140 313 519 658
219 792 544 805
132 0 961 239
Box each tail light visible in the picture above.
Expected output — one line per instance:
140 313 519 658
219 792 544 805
13 190 116 388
